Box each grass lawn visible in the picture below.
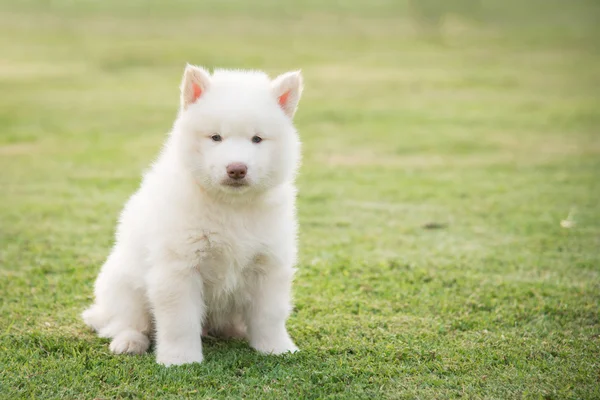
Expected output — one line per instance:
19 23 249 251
1 0 599 398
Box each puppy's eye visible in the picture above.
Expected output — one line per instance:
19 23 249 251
251 135 263 144
211 134 222 142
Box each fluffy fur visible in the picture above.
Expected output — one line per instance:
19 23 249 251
82 65 303 366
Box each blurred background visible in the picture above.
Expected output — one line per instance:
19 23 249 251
1 1 599 397
2 0 598 258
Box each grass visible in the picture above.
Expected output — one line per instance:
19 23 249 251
1 0 599 398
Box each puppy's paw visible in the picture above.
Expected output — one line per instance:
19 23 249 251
109 330 150 355
157 347 203 366
251 335 298 355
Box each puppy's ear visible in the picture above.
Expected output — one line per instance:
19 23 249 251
271 70 303 118
180 64 211 110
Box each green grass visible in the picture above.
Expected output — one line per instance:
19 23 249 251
1 0 599 398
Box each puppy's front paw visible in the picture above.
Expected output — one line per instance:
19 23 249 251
157 347 203 366
251 335 298 355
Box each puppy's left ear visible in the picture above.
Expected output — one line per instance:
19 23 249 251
271 70 303 118
180 64 211 110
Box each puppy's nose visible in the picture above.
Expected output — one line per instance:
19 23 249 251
227 163 247 180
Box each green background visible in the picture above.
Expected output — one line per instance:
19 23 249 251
1 1 599 398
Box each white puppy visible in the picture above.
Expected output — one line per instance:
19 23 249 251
82 65 303 366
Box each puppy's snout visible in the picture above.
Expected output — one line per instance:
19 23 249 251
226 163 248 180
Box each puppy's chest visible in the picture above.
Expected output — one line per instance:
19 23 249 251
185 217 272 288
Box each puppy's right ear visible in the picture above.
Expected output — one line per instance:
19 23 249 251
180 64 211 110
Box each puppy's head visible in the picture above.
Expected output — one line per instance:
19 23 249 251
174 65 303 196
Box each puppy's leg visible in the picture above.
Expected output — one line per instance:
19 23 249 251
104 285 151 355
147 262 205 366
245 266 298 355
83 251 151 355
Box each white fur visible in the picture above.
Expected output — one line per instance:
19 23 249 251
82 65 303 366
